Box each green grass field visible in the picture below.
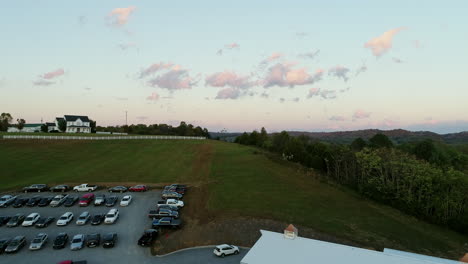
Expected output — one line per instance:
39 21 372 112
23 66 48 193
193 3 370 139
0 139 466 258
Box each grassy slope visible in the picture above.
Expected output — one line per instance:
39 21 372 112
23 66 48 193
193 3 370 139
0 139 466 258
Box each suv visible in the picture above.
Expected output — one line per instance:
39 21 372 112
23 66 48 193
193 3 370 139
57 212 74 226
79 193 94 206
104 209 119 224
50 194 69 207
213 244 239 257
94 194 106 206
76 212 90 225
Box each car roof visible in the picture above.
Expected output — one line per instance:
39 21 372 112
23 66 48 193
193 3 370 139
14 235 25 240
79 211 89 216
123 195 131 198
63 212 73 216
82 193 94 198
216 244 231 248
28 213 39 217
108 208 118 213
73 234 84 238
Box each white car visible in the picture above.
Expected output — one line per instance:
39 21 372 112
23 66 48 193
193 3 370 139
213 244 240 257
56 212 74 226
166 199 184 208
76 211 90 225
50 194 69 207
0 195 17 207
22 213 41 227
104 209 119 224
70 234 85 250
120 195 132 206
29 233 48 250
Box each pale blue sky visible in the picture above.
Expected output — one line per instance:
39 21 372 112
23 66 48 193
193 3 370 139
1 0 467 133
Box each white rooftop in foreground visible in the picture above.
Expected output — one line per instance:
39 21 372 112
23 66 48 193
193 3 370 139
240 230 461 264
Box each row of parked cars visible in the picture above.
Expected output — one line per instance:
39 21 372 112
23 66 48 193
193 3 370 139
0 209 120 228
0 193 133 208
0 232 118 253
20 184 149 193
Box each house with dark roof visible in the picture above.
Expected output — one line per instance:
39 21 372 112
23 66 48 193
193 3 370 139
55 115 92 133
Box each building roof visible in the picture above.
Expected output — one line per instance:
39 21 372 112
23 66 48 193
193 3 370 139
64 115 90 122
23 123 43 128
240 230 458 264
56 117 64 122
46 122 55 126
383 249 459 264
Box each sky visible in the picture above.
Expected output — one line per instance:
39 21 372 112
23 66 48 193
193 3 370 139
1 0 467 133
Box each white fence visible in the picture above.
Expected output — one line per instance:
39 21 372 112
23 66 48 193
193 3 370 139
2 135 206 140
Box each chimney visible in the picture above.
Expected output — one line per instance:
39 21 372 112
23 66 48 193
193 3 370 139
284 224 298 239
459 253 468 263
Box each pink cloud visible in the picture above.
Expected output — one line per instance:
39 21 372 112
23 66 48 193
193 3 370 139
267 52 283 61
364 27 405 57
328 65 350 82
42 68 65 79
307 87 337 100
140 62 173 78
146 92 160 101
353 109 371 120
329 116 346 121
109 6 136 26
263 63 323 88
205 71 253 89
307 87 320 98
148 68 197 90
225 43 240 49
215 87 241 100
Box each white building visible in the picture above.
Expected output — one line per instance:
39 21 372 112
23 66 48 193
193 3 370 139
240 226 463 264
55 115 92 133
7 123 42 133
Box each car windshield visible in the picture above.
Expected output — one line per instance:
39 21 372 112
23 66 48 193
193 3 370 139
72 239 81 243
107 214 115 218
25 217 33 221
32 238 42 243
104 234 114 240
123 197 129 201
10 240 20 246
60 216 68 220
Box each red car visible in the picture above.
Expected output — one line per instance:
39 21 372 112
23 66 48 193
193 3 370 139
129 185 148 192
79 193 95 206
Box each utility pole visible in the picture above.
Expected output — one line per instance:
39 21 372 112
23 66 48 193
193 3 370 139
125 111 128 126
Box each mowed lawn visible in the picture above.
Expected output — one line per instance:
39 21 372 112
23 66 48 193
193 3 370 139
1 139 467 258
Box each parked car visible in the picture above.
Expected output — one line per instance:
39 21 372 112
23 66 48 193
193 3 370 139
73 184 97 192
161 191 183 200
152 217 181 229
157 199 184 208
29 233 48 250
94 194 106 206
58 260 87 264
50 185 70 192
148 208 179 219
53 233 69 249
38 196 53 207
26 196 42 207
86 233 100 248
213 244 239 257
0 195 17 207
22 213 41 227
0 238 11 254
57 212 74 226
104 209 119 224
108 186 127 193
105 195 118 207
70 234 85 251
50 194 69 207
157 204 179 211
90 213 105 225
129 185 148 192
76 212 90 225
35 217 55 228
23 184 48 193
7 213 25 227
4 235 26 253
169 184 187 194
0 216 12 226
120 195 132 206
102 233 117 248
12 197 28 208
63 196 79 207
79 193 94 206
137 229 157 247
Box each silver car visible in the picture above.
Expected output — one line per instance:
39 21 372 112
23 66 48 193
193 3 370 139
76 211 90 225
70 234 85 250
29 233 48 250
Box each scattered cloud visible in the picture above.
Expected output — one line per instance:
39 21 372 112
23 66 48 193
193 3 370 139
84 87 92 91
319 89 337 100
260 92 269 98
364 27 405 57
355 64 367 77
216 42 240 55
78 15 87 25
279 98 285 103
148 67 198 91
292 97 300 102
109 6 136 26
413 40 422 49
263 63 323 88
146 92 160 101
215 87 241 100
307 87 320 98
216 49 223 56
339 87 351 93
115 97 128 101
118 43 137 51
42 68 65 79
353 109 371 120
136 116 149 121
296 32 308 38
328 65 350 82
33 80 55 86
205 71 254 89
298 50 320 60
392 57 404 63
329 115 346 121
139 62 174 78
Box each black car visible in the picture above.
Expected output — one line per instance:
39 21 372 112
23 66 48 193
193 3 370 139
12 197 28 208
35 217 55 228
138 229 158 247
50 185 70 192
86 233 100 248
90 214 105 225
23 184 48 193
102 233 117 248
26 196 42 207
0 216 11 226
4 236 26 253
157 204 179 211
63 196 79 207
105 196 118 207
108 186 128 193
38 196 53 207
6 214 25 227
53 233 69 249
0 238 11 253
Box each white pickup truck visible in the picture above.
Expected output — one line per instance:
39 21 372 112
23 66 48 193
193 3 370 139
73 184 98 192
157 199 184 208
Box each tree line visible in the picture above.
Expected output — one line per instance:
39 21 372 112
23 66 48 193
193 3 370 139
96 121 210 138
236 128 468 234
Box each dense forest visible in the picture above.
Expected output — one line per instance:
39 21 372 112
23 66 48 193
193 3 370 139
235 128 468 234
96 121 210 138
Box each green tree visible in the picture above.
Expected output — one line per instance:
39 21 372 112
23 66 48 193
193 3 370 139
40 124 48 133
90 120 97 133
58 119 67 132
369 133 393 149
258 127 268 147
0 112 13 131
350 137 367 151
16 118 26 130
